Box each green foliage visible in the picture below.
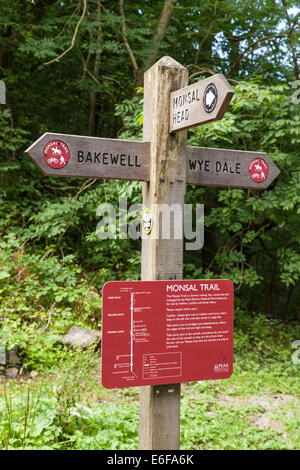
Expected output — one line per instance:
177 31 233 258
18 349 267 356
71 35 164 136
0 381 139 450
185 80 300 319
0 1 299 335
99 79 300 319
181 397 289 450
0 345 99 449
0 313 299 450
1 379 60 450
114 87 144 140
69 403 139 450
0 0 299 450
1 76 299 370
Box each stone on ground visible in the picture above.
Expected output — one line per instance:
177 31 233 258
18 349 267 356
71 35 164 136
58 326 101 348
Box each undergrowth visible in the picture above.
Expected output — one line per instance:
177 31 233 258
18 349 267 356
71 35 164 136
0 311 299 450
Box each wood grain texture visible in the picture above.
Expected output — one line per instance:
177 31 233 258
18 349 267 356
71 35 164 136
26 133 280 189
186 146 280 189
170 74 234 132
25 133 150 182
139 56 188 451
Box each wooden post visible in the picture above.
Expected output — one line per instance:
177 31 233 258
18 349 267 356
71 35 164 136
139 56 188 450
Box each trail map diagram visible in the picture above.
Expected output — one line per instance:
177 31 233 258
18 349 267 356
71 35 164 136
101 280 234 389
129 290 152 377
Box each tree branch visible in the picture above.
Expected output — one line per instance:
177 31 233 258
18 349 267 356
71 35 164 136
194 0 217 65
144 0 177 70
86 68 117 103
188 66 217 82
132 0 177 87
88 1 102 136
281 0 299 79
55 178 97 250
226 31 294 77
44 0 87 66
119 0 139 75
101 75 124 89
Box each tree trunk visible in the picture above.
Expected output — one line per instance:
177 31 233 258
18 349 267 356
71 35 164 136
88 2 102 136
135 0 177 86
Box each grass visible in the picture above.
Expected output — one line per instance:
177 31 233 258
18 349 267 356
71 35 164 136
0 311 299 450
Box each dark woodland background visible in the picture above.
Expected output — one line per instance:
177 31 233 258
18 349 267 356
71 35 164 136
0 0 299 334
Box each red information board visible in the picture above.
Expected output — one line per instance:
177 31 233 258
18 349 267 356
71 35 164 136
101 279 234 389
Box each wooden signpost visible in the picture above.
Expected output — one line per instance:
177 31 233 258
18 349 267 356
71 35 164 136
25 56 280 451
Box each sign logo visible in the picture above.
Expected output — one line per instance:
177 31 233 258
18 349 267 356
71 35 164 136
142 208 152 235
214 363 229 373
248 158 269 183
203 83 218 113
43 140 70 169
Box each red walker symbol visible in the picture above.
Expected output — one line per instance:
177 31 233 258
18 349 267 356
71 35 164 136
43 140 70 169
248 158 269 183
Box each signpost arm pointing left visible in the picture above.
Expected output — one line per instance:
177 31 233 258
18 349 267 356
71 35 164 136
25 133 150 182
